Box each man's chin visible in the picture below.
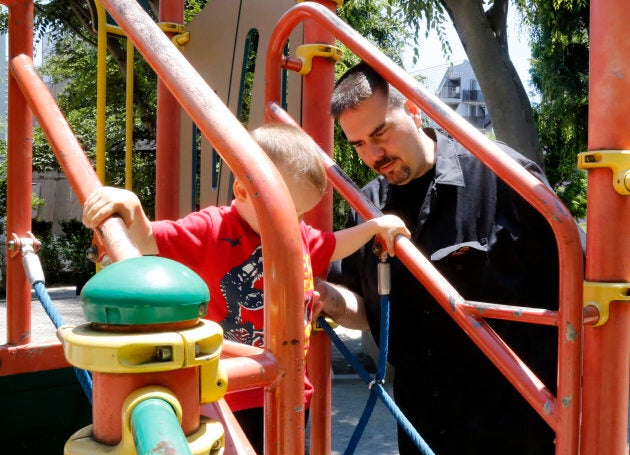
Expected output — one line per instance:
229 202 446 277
383 173 411 185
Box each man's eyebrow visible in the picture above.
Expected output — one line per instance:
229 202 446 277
347 122 386 146
369 122 387 138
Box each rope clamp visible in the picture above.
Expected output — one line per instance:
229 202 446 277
368 378 385 390
295 43 343 76
577 150 630 195
583 280 630 327
7 231 40 258
371 238 389 261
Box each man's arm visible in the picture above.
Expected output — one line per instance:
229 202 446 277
314 279 369 331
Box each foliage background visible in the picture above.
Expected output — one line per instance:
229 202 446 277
0 0 590 292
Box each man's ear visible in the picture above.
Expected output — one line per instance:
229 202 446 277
233 179 248 202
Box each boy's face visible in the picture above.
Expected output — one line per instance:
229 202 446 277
239 169 323 234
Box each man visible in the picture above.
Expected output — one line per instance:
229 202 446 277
322 62 565 454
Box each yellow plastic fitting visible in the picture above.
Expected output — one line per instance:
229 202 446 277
295 43 343 76
158 22 186 34
64 386 225 455
173 31 190 48
577 150 630 195
583 280 630 327
58 319 224 374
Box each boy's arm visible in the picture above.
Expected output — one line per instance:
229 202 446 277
331 214 410 262
82 187 159 255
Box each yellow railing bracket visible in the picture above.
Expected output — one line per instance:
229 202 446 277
583 280 630 327
158 22 186 35
172 31 190 48
295 44 343 76
577 150 630 195
156 22 189 49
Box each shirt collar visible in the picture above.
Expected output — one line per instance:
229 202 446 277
432 130 466 187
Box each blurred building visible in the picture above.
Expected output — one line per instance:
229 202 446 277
413 60 493 134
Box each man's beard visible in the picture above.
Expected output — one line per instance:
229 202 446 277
375 157 411 185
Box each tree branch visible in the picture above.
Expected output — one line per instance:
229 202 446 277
486 0 508 50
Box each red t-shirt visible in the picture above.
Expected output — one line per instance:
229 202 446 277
152 202 335 410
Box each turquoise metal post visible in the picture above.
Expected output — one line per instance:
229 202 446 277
130 398 192 455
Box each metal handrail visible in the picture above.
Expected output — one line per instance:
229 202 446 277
265 3 584 454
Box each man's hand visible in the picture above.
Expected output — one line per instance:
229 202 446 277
314 278 369 331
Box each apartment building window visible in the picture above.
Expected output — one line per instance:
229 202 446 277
441 78 461 99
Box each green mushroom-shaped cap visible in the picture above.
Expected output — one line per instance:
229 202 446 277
80 256 210 325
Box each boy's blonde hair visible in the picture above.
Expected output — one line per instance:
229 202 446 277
251 123 327 195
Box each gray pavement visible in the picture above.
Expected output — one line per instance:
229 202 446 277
314 375 398 454
1 285 399 454
6 286 629 454
322 327 399 454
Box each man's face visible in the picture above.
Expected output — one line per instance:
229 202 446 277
338 90 435 185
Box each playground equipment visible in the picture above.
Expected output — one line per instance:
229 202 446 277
60 256 226 454
0 0 628 454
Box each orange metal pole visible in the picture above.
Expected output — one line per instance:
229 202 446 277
221 341 282 392
5 0 34 346
100 1 307 453
92 368 200 445
266 4 584 453
300 2 338 454
1 52 140 373
10 54 141 263
1 3 91 369
10 56 104 203
155 0 182 221
581 0 630 453
0 342 69 375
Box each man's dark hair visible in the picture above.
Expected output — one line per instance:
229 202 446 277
330 62 406 119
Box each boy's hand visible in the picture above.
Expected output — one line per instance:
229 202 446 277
82 187 141 229
374 214 410 257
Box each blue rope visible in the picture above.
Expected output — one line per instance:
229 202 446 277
343 294 389 454
319 294 435 455
319 317 372 383
33 281 93 404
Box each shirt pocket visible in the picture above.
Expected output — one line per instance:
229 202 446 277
429 240 490 299
430 240 488 261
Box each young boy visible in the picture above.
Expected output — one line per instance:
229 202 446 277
82 122 409 452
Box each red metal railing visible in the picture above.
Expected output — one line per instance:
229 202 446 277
155 0 182 221
300 2 338 453
581 0 630 453
4 0 35 354
265 3 585 454
1 0 628 454
1 0 306 453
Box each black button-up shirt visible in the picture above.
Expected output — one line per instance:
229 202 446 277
331 131 575 454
